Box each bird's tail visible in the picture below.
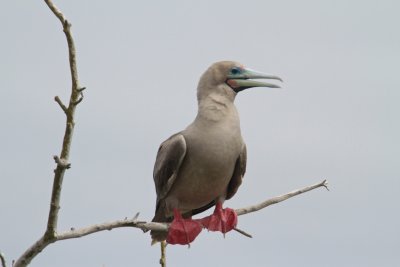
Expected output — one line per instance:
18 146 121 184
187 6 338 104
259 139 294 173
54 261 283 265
150 203 172 245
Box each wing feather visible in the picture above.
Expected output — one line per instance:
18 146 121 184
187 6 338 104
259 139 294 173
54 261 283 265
226 143 247 200
153 134 187 205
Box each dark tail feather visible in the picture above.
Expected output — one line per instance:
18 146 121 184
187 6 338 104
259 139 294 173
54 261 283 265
150 202 172 244
150 229 168 245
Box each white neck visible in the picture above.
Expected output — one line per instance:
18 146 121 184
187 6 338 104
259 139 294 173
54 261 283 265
196 93 239 123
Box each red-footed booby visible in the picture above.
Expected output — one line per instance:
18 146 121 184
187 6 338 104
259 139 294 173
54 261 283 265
151 61 282 245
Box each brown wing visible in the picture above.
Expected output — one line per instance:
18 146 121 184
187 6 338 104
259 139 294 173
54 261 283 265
150 134 186 240
226 143 247 200
153 133 187 207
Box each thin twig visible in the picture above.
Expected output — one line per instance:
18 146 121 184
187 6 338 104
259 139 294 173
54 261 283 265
233 227 252 238
0 252 7 267
235 179 329 216
54 96 67 114
159 241 167 267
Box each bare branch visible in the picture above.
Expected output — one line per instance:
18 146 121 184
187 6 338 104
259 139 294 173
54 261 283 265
44 0 82 231
57 219 168 241
48 179 329 242
235 179 329 216
13 1 84 266
15 179 327 259
0 252 7 267
43 0 65 22
13 237 54 267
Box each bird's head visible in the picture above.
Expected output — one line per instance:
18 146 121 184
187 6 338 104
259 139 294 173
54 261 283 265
197 61 282 102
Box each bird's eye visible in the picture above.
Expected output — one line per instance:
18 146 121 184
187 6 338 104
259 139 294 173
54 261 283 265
230 67 241 75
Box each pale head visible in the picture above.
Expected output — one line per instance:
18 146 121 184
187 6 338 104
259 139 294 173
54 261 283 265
197 61 282 102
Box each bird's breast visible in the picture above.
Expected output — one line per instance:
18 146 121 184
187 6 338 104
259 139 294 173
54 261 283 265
167 123 243 211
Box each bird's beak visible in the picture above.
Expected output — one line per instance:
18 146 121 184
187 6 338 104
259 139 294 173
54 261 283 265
226 68 283 93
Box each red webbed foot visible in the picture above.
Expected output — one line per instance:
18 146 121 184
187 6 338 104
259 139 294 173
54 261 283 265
166 209 202 245
198 202 238 234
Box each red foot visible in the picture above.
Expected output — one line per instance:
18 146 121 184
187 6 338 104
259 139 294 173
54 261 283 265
198 202 238 234
166 209 202 245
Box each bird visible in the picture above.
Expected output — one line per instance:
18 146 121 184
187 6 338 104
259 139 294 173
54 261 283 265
150 61 282 245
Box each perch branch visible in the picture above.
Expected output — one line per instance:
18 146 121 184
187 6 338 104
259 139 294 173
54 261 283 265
14 179 328 262
33 179 329 242
13 1 84 266
57 219 169 241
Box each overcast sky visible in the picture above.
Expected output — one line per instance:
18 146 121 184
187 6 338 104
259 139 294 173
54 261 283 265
1 1 399 266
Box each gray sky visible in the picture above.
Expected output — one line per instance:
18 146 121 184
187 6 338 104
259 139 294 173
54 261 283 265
1 0 399 266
